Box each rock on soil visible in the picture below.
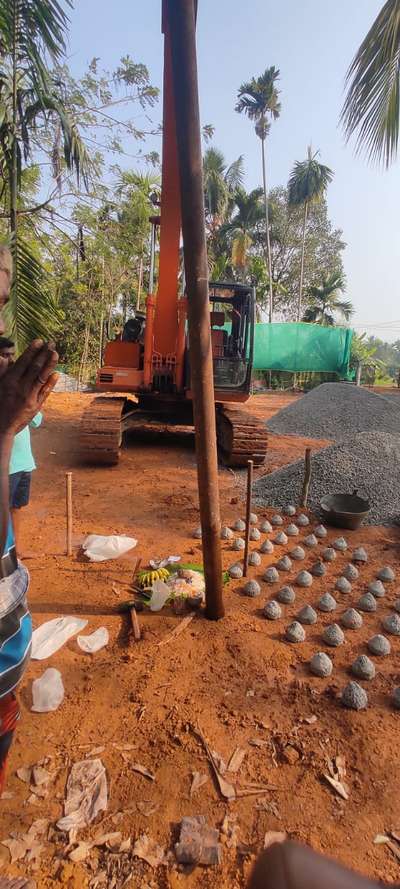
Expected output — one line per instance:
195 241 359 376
263 600 282 620
285 621 306 643
277 586 296 604
341 608 363 629
254 432 400 525
267 382 400 440
310 652 333 677
367 634 391 656
351 655 376 681
244 580 261 598
342 681 368 710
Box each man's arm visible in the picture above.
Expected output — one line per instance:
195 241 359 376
0 433 13 557
0 342 58 556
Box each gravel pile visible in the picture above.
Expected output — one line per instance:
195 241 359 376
253 431 400 525
267 382 400 440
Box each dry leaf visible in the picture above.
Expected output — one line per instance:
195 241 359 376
221 815 240 849
85 747 106 758
192 726 236 801
374 835 390 845
236 784 276 798
32 766 51 787
113 743 136 752
132 834 166 868
190 771 208 798
69 842 91 862
210 750 227 775
1 838 29 863
227 748 246 774
28 819 49 839
323 774 349 801
390 830 400 844
16 767 32 784
264 831 287 849
131 763 155 781
119 838 131 852
1 791 14 800
304 715 318 725
137 800 159 817
248 738 268 748
92 832 122 849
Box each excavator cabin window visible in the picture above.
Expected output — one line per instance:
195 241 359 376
208 281 255 393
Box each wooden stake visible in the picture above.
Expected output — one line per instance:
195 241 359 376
130 607 141 642
243 460 254 577
66 472 73 557
300 448 311 508
167 0 224 620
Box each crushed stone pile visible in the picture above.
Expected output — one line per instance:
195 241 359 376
267 382 400 440
253 431 400 525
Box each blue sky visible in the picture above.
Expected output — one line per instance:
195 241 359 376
68 0 400 341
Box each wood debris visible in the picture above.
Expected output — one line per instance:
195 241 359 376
132 834 166 868
227 747 246 774
157 613 195 648
374 833 400 862
190 771 209 798
131 763 155 781
264 831 287 849
323 755 349 801
137 800 159 817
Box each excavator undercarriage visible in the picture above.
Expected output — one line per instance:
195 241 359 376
79 396 268 467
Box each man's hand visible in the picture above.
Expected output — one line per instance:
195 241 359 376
248 842 381 889
0 340 58 436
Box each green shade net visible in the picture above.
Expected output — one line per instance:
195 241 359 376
252 323 353 376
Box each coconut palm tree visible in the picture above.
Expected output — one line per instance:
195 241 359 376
203 147 244 233
303 272 353 326
236 67 281 321
288 147 334 320
0 0 90 347
341 0 400 166
223 187 264 280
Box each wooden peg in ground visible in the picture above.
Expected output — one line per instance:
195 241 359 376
66 472 73 557
243 460 254 577
300 448 312 508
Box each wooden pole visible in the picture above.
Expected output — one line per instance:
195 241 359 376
243 460 253 577
300 448 311 508
167 0 224 619
66 472 73 557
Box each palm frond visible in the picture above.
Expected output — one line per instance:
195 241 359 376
235 67 281 125
4 234 63 350
288 146 334 207
225 155 244 190
341 0 400 166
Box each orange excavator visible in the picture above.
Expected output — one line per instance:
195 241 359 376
79 1 268 468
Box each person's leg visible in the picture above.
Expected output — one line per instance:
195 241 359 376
248 842 381 889
9 472 31 558
0 693 20 795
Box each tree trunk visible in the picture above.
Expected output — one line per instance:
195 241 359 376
261 133 273 323
297 200 308 320
136 255 143 310
355 362 362 386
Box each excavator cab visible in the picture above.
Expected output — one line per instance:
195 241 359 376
208 282 254 395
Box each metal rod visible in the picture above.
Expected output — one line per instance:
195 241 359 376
243 460 253 577
149 223 156 292
166 0 224 620
300 447 312 507
66 472 73 557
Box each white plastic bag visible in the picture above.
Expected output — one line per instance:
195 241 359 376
82 535 137 562
31 617 88 660
77 627 109 654
31 668 64 712
149 580 170 612
56 759 107 831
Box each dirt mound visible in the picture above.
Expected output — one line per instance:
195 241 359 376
267 382 400 440
254 431 400 525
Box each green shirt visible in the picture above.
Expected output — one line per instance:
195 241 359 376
9 413 42 475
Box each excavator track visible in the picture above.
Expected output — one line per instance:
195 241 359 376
79 397 126 465
216 405 268 467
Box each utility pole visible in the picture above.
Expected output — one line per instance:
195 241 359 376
166 0 224 619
